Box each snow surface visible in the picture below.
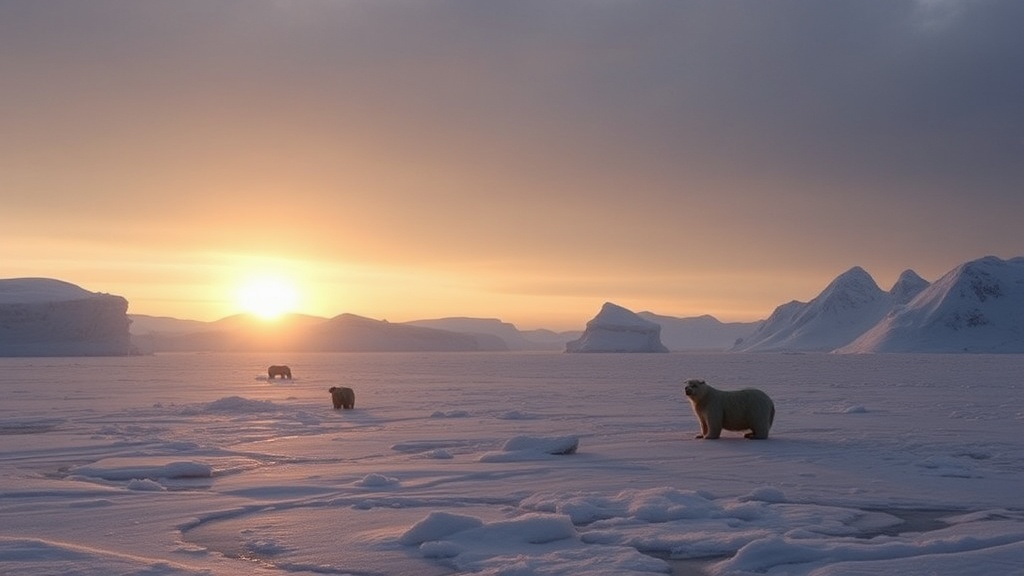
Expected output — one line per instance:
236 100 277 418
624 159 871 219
1 352 1023 575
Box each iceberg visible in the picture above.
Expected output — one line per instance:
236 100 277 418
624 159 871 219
0 278 132 356
566 302 669 353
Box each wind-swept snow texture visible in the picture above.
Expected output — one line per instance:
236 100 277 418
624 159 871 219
1 352 1023 575
566 302 669 353
0 278 131 356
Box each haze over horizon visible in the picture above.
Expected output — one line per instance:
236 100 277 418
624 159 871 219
3 1 1022 330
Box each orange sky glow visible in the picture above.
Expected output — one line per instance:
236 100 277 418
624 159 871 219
2 2 1022 330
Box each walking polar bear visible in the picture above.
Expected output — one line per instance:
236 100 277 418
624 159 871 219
684 379 775 440
329 386 355 410
268 365 292 379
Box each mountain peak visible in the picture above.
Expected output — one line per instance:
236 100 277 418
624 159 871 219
890 269 930 305
839 256 1024 353
734 266 891 352
822 266 882 296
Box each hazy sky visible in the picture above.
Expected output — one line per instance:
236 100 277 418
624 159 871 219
2 1 1022 329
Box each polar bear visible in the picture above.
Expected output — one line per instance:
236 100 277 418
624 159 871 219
329 386 355 410
684 379 774 440
268 365 292 379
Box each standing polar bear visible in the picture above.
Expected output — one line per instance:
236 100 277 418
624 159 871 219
684 379 775 440
329 386 356 410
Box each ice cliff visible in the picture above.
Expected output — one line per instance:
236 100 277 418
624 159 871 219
0 278 132 356
565 302 669 353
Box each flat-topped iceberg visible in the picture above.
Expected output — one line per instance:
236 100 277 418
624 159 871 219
566 302 668 353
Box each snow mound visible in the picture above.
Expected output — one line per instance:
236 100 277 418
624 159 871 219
405 512 626 572
179 396 281 415
399 511 485 545
355 473 401 487
479 435 580 462
69 458 213 481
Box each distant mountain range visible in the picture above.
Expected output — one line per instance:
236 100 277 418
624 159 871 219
3 255 1023 355
733 255 1024 354
838 256 1024 353
732 267 928 352
130 313 550 353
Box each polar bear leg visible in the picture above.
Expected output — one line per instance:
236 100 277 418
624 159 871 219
702 415 722 439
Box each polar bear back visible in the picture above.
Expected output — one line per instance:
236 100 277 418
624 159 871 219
685 379 775 439
714 388 775 432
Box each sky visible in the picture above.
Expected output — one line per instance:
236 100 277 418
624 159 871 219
2 0 1023 330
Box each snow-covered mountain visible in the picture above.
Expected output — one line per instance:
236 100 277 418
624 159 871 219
733 267 927 353
404 317 576 351
0 278 132 356
305 314 508 352
134 313 508 352
133 313 571 353
637 312 759 351
566 302 669 353
129 314 220 335
890 269 930 306
838 256 1024 353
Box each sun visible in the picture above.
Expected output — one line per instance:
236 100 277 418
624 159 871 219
235 276 300 320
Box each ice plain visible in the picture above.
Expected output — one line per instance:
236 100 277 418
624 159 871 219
1 352 1022 575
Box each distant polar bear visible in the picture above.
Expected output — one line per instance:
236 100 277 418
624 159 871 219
329 386 355 410
268 365 292 379
684 379 775 440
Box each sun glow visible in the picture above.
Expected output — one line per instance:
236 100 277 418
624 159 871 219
235 275 301 320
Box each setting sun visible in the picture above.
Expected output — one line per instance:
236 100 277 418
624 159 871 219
235 276 300 320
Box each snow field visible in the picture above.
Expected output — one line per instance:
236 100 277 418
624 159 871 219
1 352 1022 575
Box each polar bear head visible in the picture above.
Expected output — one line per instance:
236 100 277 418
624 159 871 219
684 379 709 400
